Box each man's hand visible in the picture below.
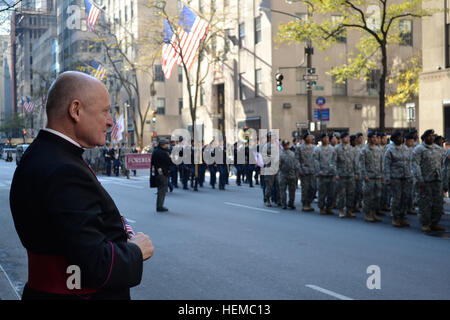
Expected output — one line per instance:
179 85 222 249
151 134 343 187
129 232 154 261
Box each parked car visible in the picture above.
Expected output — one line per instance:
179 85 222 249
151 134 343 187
16 144 30 165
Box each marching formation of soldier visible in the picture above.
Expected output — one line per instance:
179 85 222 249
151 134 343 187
84 128 448 234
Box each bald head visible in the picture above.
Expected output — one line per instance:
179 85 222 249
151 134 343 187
46 71 106 121
45 71 113 148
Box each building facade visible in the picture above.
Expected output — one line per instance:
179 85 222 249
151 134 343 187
419 0 450 139
181 0 421 144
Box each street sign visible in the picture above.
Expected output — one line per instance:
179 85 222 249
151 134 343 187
303 74 319 81
125 153 152 170
316 96 326 107
314 108 330 121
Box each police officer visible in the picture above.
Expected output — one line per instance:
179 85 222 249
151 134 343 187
313 133 336 215
334 132 357 218
151 138 172 212
296 131 316 212
360 131 383 222
278 140 297 210
384 131 411 227
411 129 446 232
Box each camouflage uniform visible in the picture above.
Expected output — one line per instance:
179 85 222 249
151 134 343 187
351 145 362 210
278 148 298 207
263 142 280 204
360 144 383 215
442 148 450 192
411 142 445 226
313 145 336 210
334 143 358 211
296 143 316 207
380 144 392 210
384 144 413 221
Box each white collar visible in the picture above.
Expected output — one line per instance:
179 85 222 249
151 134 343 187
42 128 83 149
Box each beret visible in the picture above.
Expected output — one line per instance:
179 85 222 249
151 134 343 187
303 131 312 139
421 129 435 140
340 132 349 139
391 130 403 139
404 133 414 140
355 132 363 137
320 133 328 139
350 135 356 142
367 131 377 138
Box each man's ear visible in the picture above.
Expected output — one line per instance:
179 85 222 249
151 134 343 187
68 100 82 123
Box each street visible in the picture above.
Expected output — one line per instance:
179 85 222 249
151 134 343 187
0 159 450 300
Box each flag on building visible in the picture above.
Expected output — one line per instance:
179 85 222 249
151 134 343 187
111 114 124 142
161 6 209 79
84 0 101 32
91 60 107 81
22 97 34 113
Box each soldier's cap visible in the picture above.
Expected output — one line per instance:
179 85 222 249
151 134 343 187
435 135 444 142
158 138 169 145
328 133 335 140
404 133 415 140
178 136 183 142
377 131 386 137
355 132 363 138
340 132 349 139
303 131 312 139
333 132 341 138
320 133 328 139
409 129 418 134
350 135 356 142
367 131 377 138
282 140 290 145
421 129 435 140
391 130 403 139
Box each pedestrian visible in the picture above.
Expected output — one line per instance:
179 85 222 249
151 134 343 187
313 133 336 215
334 132 357 218
278 140 297 209
9 71 153 300
360 131 383 222
411 129 446 232
151 138 172 212
383 131 411 227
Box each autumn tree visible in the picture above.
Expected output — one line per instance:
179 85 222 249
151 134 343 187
277 0 436 131
386 55 421 107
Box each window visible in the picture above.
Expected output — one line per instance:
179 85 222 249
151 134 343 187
178 66 183 82
255 69 262 97
331 15 346 43
367 69 380 96
239 22 245 48
399 20 412 46
254 16 261 44
154 65 165 82
179 98 183 115
332 75 347 96
239 73 247 100
156 98 166 115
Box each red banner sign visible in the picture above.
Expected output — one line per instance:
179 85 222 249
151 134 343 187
125 153 152 170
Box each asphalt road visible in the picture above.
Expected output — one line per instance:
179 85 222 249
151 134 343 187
0 159 449 300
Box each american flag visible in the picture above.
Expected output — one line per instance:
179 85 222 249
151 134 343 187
121 216 136 239
111 114 124 142
84 0 101 32
91 60 107 81
162 6 209 79
22 97 34 113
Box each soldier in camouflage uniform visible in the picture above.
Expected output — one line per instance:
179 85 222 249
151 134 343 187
379 132 392 214
442 148 450 195
330 133 339 209
383 131 411 228
334 132 357 218
278 140 298 209
353 133 364 212
350 135 362 213
296 131 316 212
411 129 446 233
360 131 383 223
313 133 336 215
404 134 416 214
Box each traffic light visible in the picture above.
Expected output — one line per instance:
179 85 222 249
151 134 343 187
275 72 284 92
152 110 157 123
307 67 316 74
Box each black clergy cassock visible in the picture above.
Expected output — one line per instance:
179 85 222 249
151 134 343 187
9 130 143 300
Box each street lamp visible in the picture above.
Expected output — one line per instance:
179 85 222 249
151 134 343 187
259 3 315 129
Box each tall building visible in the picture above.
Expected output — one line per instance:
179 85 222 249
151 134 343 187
0 35 12 133
419 0 450 139
180 0 421 143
